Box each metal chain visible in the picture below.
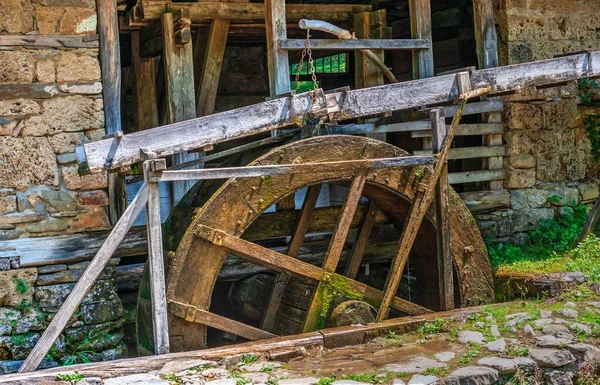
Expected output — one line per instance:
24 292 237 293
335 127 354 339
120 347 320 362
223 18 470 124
294 29 318 91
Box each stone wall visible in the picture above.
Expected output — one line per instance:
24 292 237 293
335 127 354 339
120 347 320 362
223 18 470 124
476 0 600 242
0 1 124 372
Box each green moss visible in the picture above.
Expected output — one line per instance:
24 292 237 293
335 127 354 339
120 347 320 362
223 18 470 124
12 277 30 295
57 371 84 382
313 275 363 330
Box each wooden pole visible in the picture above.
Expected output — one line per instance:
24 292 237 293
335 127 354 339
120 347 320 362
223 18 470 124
577 197 600 244
409 0 434 79
19 185 149 373
431 107 454 311
265 0 291 97
143 159 170 354
131 30 159 131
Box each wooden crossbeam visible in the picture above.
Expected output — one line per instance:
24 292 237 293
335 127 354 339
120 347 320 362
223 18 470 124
279 39 429 51
344 201 378 280
413 145 505 159
148 156 436 182
194 225 432 317
170 300 276 341
449 169 504 184
79 51 600 174
0 34 99 48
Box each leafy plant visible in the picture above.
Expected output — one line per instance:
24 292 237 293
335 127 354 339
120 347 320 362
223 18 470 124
56 371 84 382
417 317 448 335
316 376 336 385
507 344 530 357
160 373 182 385
458 348 481 364
12 277 30 295
238 353 259 366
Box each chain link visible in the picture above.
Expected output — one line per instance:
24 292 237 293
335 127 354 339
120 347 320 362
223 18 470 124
294 29 318 91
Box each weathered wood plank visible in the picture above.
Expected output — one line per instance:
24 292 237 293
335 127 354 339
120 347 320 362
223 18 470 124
577 197 600 244
150 156 437 182
265 0 291 97
19 184 149 373
0 34 98 48
196 19 229 116
431 108 453 311
409 0 434 79
410 123 503 138
0 83 59 99
344 200 378 279
138 1 371 22
448 169 505 184
459 189 510 213
131 31 159 131
279 38 429 51
414 145 505 159
261 184 322 332
170 300 276 341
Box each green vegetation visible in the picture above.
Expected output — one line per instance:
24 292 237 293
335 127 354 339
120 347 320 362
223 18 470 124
417 317 449 336
507 345 530 357
12 277 30 295
56 371 84 382
160 373 182 385
458 348 481 364
313 275 363 330
238 353 259 366
316 376 336 385
579 78 600 162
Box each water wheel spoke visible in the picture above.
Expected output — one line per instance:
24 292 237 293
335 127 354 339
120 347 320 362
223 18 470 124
261 184 323 332
193 224 432 319
169 300 276 341
344 200 378 280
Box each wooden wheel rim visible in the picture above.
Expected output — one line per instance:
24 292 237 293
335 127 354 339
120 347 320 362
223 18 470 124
139 135 493 352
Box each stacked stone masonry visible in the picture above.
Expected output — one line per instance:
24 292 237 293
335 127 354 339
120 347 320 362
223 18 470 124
0 0 124 373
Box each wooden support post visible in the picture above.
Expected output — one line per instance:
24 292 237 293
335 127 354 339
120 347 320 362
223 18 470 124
261 184 322 332
96 0 124 224
409 0 434 79
303 174 367 332
577 197 600 244
196 19 230 117
431 108 454 311
344 200 378 279
143 155 170 355
162 10 199 205
473 0 503 190
132 30 159 131
19 184 149 373
265 0 291 97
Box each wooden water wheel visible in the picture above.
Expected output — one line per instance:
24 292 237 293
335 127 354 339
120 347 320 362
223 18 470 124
136 135 494 354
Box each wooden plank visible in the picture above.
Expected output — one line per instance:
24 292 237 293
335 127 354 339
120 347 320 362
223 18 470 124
150 156 437 182
414 145 505 160
196 19 229 116
138 1 371 22
409 0 434 79
448 169 504 184
265 0 291 97
430 108 453 311
0 83 59 99
303 174 367 332
144 161 169 355
0 34 98 48
261 185 322 332
131 31 159 131
79 51 600 173
19 184 149 373
194 225 431 316
344 200 378 279
170 300 276 341
280 38 429 51
459 189 510 213
376 100 468 321
162 11 200 204
411 123 503 137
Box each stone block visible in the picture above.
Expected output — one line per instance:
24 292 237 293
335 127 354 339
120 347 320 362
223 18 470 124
527 189 549 208
0 230 23 240
511 208 555 232
35 278 117 310
38 265 67 274
77 191 109 206
0 268 36 307
0 137 58 189
35 59 56 83
0 196 17 216
81 298 124 325
69 206 110 232
508 41 533 64
0 51 35 83
0 332 40 360
36 267 113 286
47 132 86 154
546 186 579 206
0 99 41 119
564 148 589 181
508 154 536 169
0 189 15 198
61 165 107 190
59 82 102 95
0 0 34 33
56 53 101 83
56 153 78 164
510 190 529 210
34 6 97 35
506 103 543 131
36 188 77 212
21 96 104 137
26 217 70 234
577 182 599 202
506 131 532 156
541 100 578 130
536 154 566 182
64 319 124 352
0 211 47 226
505 168 536 188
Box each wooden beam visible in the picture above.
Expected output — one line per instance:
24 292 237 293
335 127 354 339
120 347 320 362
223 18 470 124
149 156 437 182
170 300 276 341
78 51 600 173
162 11 200 204
344 200 378 279
430 108 453 311
459 189 510 213
411 123 503 138
194 224 431 316
261 184 322 332
413 145 505 159
280 39 429 51
19 184 149 373
196 19 229 116
137 2 371 23
409 0 434 79
132 31 159 130
265 0 291 97
0 34 99 48
448 169 504 184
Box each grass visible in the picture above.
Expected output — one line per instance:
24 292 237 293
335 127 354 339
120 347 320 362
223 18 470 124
418 317 449 336
237 353 259 366
56 371 84 382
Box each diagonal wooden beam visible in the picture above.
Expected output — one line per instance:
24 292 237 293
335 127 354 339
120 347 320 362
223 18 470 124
170 300 276 341
196 18 229 117
344 200 378 280
261 184 322 332
194 224 431 317
376 99 468 321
